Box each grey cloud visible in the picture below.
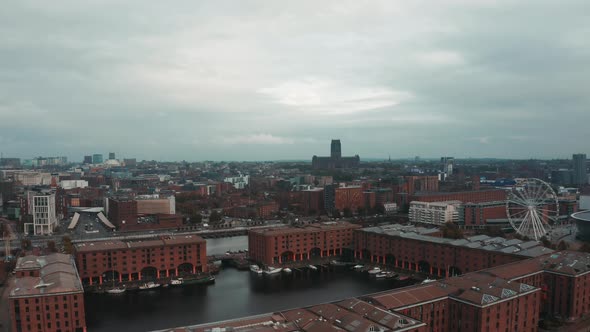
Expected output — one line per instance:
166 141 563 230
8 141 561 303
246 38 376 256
0 0 589 161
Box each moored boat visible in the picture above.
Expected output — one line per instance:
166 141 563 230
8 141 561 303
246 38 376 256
105 287 126 294
171 278 184 286
264 267 283 275
138 281 160 290
368 267 381 275
308 265 318 271
283 268 292 274
183 275 215 285
352 264 364 270
250 265 263 274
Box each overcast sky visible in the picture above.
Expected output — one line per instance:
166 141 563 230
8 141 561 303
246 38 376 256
1 1 589 161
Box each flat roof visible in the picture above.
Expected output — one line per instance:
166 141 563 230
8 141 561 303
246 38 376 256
572 210 590 222
250 222 361 236
74 235 205 253
358 224 552 258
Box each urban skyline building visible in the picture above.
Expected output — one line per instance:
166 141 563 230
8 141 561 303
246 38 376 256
92 154 103 164
573 153 587 185
312 139 360 169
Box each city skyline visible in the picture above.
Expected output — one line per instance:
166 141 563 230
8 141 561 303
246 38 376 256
1 1 589 161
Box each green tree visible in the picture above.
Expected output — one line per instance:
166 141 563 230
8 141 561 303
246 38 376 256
343 208 353 218
62 236 73 254
441 222 464 239
557 240 569 251
47 240 58 253
189 214 203 224
209 210 222 223
332 209 342 219
21 239 31 250
578 242 590 253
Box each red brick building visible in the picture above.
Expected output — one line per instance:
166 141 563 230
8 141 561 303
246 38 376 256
248 222 362 265
107 197 137 227
73 235 207 285
462 201 507 227
367 272 540 332
301 188 324 215
334 186 364 212
353 225 551 277
9 254 86 332
409 189 507 204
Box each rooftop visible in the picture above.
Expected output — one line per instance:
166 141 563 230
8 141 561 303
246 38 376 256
250 222 362 236
74 235 205 253
359 224 552 258
10 253 83 298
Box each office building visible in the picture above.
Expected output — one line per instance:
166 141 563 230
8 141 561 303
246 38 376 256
83 155 92 164
108 152 116 160
573 153 587 185
409 200 461 225
25 191 57 235
91 154 103 164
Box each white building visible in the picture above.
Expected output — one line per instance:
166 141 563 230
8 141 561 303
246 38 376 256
384 202 398 215
25 191 58 235
409 200 461 225
59 180 89 190
224 174 250 189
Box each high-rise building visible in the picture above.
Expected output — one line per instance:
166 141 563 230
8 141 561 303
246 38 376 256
440 156 455 179
25 191 57 235
109 152 116 160
83 155 92 164
123 158 137 167
92 154 103 164
573 153 587 185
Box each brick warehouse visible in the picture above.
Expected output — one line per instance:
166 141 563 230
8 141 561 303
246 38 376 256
9 254 86 332
73 235 207 285
248 222 361 266
353 224 551 277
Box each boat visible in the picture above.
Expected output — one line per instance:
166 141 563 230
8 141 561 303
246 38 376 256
308 265 318 271
352 265 364 270
263 267 283 275
138 281 161 290
105 270 125 294
368 267 381 275
105 287 126 294
421 278 436 284
171 278 184 286
398 276 410 281
375 272 398 280
183 275 216 285
330 260 348 267
283 268 292 274
250 265 263 274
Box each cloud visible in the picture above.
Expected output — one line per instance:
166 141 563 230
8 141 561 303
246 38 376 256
220 134 296 145
0 0 589 160
258 78 412 114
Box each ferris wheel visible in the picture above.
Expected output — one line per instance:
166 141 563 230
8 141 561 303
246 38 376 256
506 178 559 241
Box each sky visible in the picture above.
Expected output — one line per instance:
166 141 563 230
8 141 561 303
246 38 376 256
0 1 589 162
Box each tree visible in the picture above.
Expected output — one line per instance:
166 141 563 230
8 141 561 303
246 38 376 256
189 214 203 224
557 240 569 251
578 242 590 253
343 208 353 218
331 209 342 219
540 236 552 248
441 222 464 239
357 207 366 216
62 236 73 254
47 240 58 253
209 210 222 223
21 239 31 250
